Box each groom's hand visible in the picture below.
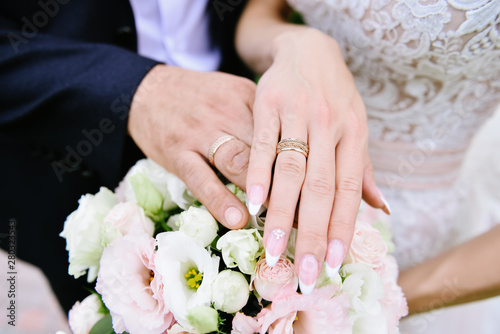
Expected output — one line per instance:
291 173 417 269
128 65 255 229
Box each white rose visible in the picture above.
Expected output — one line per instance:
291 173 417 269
340 263 384 316
226 184 246 204
177 207 218 247
122 159 196 211
187 306 219 333
166 214 180 231
60 187 118 282
216 229 264 275
284 228 297 260
212 270 250 313
68 294 105 334
155 231 220 329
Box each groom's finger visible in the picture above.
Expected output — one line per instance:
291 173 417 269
212 138 251 192
174 151 249 229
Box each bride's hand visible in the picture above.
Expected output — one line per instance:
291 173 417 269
245 28 388 292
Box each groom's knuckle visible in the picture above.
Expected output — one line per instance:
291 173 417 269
223 144 249 177
234 77 255 94
201 181 224 208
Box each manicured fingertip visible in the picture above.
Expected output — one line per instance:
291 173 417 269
247 185 264 216
298 254 318 295
325 263 341 278
265 250 280 267
299 279 316 295
248 202 261 216
378 188 392 215
325 239 345 278
265 229 287 267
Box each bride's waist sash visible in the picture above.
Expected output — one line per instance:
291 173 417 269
369 139 466 190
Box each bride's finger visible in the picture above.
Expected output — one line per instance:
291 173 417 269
262 121 307 266
294 130 336 294
361 158 390 214
325 130 365 277
263 148 306 266
245 100 281 216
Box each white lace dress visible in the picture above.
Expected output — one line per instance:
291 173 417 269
287 0 500 332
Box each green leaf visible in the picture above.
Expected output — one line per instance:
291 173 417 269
89 314 114 334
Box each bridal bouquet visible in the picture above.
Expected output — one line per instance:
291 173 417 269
61 158 407 334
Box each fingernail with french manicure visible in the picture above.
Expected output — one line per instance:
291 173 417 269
265 229 287 267
378 188 392 215
224 206 242 227
325 239 344 278
247 185 263 216
299 254 318 295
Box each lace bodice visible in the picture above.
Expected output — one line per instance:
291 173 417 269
288 0 500 268
289 0 500 186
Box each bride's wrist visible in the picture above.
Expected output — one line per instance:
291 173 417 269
271 27 340 61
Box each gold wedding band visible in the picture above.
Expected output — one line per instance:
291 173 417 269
209 135 237 165
276 138 309 158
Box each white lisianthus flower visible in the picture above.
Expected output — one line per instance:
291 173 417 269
119 158 196 211
212 270 250 313
351 312 389 334
177 207 218 247
155 231 220 329
340 263 384 316
216 229 264 275
68 294 105 334
60 187 118 282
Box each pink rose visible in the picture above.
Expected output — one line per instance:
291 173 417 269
233 286 351 334
357 203 380 224
114 180 127 202
103 202 155 238
346 220 388 269
252 256 298 302
379 256 409 331
96 233 174 334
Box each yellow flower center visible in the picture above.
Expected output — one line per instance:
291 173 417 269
185 268 203 290
149 270 154 283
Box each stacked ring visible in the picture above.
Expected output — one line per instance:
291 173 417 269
276 138 309 158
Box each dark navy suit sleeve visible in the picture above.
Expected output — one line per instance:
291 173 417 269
0 1 158 311
0 29 158 185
